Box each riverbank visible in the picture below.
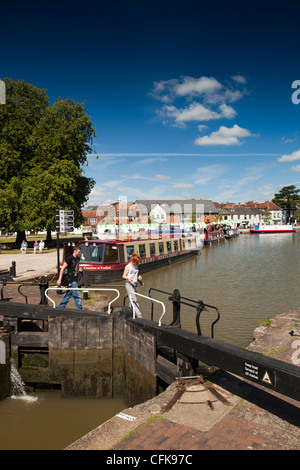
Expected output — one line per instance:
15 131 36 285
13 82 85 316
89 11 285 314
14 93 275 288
66 308 300 451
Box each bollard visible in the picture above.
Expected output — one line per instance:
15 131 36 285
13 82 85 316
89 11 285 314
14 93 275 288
1 278 7 301
10 261 16 277
83 290 89 300
39 276 49 305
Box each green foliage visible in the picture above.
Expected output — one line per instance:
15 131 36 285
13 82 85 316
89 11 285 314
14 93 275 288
262 210 271 224
259 316 272 327
272 185 300 209
0 78 97 234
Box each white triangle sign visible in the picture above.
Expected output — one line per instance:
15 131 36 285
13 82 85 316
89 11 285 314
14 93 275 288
262 371 272 384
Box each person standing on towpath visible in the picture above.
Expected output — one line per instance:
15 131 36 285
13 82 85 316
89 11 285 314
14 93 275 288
56 243 83 310
123 252 144 318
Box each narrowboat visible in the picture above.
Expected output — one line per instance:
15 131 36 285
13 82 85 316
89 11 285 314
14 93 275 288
63 234 202 284
250 224 296 234
203 224 225 244
222 226 239 239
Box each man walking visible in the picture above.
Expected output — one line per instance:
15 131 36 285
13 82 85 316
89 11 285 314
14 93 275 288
56 244 83 310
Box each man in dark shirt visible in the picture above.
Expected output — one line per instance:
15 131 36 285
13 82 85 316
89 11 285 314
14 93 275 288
57 244 83 310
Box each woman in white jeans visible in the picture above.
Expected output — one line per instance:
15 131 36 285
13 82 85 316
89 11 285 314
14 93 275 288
123 253 144 318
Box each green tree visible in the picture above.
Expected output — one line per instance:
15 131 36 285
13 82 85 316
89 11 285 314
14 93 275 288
0 79 96 242
272 185 300 222
262 210 271 224
292 208 300 223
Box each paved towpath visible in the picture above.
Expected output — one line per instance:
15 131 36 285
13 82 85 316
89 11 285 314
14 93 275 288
0 250 61 281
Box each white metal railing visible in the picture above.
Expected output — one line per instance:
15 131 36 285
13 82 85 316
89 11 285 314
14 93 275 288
45 287 120 314
129 292 165 326
45 287 166 325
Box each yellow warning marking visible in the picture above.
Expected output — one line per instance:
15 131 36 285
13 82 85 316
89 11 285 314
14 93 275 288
262 371 272 384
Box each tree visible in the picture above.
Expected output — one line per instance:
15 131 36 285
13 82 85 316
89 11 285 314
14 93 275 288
262 210 271 224
0 79 96 242
292 208 300 224
272 185 300 222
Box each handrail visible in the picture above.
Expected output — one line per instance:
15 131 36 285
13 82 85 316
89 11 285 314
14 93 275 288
45 287 120 314
129 292 166 326
148 287 173 321
148 287 220 337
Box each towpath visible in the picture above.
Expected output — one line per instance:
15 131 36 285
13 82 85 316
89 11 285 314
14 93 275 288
0 250 61 281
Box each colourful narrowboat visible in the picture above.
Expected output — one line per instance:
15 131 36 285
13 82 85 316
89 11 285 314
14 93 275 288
63 234 203 284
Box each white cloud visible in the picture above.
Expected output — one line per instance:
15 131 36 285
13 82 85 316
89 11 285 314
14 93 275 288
155 174 170 180
219 103 237 119
197 124 209 132
151 74 248 137
150 75 246 105
160 102 236 128
172 183 194 188
194 164 227 184
175 76 222 97
194 124 253 146
150 76 222 103
292 165 300 171
278 149 300 162
231 75 247 84
135 157 168 165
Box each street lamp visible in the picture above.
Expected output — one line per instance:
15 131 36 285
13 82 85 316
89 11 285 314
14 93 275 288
117 196 122 239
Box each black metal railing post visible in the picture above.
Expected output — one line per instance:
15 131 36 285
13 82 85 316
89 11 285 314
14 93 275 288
168 289 181 327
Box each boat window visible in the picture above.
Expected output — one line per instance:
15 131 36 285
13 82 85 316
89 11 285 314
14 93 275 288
80 243 104 263
158 242 164 254
174 240 178 251
126 245 135 260
150 243 156 257
103 245 119 263
166 241 172 253
182 239 185 249
139 244 146 258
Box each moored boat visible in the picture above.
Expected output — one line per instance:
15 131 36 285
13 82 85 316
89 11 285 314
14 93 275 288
250 224 296 234
63 234 203 284
221 224 239 239
204 224 225 244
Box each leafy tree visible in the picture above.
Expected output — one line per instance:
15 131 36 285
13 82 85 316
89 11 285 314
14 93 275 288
272 185 300 222
262 210 271 224
0 79 96 242
292 208 300 223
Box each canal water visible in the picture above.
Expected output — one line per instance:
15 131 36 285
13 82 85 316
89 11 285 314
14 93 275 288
140 231 300 347
1 231 299 450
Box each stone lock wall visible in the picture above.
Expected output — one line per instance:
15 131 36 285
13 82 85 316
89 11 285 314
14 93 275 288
4 308 157 406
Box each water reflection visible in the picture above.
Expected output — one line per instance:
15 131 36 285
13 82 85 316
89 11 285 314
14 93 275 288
139 233 300 347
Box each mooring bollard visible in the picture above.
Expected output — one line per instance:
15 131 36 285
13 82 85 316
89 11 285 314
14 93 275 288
10 261 16 277
83 290 89 300
0 278 7 301
39 276 49 305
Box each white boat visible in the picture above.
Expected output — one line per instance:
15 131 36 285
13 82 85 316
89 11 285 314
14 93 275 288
250 224 296 234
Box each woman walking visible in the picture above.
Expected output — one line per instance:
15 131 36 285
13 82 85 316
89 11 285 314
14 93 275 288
123 253 144 318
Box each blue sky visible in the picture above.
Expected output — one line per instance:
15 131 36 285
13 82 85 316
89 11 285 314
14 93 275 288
2 0 300 205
